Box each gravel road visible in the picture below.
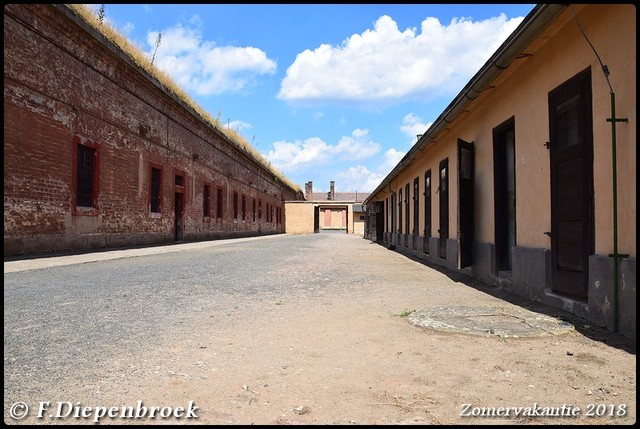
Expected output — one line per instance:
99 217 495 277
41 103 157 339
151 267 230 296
4 233 636 425
5 234 377 423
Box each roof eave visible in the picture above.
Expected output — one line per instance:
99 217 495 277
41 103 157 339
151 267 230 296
364 4 568 205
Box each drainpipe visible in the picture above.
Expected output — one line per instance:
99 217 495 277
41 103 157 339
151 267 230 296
571 5 629 332
607 91 629 333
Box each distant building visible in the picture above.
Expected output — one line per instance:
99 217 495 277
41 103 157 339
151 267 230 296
285 181 369 236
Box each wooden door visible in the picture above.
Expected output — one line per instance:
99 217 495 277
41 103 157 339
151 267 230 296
458 139 474 268
438 159 449 259
549 68 593 298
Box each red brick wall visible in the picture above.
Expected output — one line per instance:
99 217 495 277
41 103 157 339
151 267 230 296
4 4 301 257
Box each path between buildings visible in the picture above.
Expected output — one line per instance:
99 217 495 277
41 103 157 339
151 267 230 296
3 234 636 424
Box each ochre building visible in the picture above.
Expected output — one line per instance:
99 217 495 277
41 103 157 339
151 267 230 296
364 4 636 339
285 181 369 236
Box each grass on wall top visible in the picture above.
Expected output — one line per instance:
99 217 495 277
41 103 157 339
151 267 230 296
65 4 300 194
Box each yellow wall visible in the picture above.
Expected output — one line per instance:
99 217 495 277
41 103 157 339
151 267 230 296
353 210 365 236
285 202 314 234
578 5 636 256
321 208 346 229
285 202 366 235
372 4 635 257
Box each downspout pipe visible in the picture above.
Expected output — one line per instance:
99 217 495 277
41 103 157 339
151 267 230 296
571 4 629 333
607 91 629 333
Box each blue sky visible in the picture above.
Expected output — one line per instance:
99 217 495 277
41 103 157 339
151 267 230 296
94 4 535 193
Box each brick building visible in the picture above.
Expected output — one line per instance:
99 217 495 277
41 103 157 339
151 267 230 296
4 4 303 257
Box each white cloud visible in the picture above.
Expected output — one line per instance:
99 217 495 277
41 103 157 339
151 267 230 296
334 129 381 161
222 120 252 133
266 137 330 172
400 113 432 144
381 148 406 175
331 147 407 192
147 20 276 96
278 13 523 104
336 165 385 193
265 129 381 173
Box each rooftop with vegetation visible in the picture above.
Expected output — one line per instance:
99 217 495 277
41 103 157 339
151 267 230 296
66 4 301 194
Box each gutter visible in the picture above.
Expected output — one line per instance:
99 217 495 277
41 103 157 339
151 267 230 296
364 3 568 205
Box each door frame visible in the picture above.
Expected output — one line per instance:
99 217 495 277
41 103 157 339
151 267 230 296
493 117 517 272
438 158 449 260
548 67 594 298
458 139 474 269
174 170 186 242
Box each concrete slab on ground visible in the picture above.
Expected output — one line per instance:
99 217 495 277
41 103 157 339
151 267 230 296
408 305 575 338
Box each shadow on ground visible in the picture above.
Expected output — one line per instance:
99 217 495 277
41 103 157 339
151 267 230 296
370 240 636 355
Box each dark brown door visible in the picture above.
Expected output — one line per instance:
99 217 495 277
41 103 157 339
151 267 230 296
174 192 184 241
438 159 449 259
458 139 474 268
413 177 419 249
423 170 432 254
493 117 516 272
314 206 319 233
398 188 403 237
404 183 410 247
549 68 593 298
390 193 396 241
375 201 384 241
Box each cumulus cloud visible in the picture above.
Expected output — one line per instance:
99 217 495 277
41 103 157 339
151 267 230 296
400 113 432 144
278 13 522 104
334 129 381 161
146 18 276 96
266 137 330 172
264 129 406 192
333 148 406 192
265 129 381 173
336 165 385 193
381 148 406 174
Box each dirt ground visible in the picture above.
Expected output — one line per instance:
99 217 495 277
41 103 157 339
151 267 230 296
5 235 636 425
134 302 635 426
97 245 636 425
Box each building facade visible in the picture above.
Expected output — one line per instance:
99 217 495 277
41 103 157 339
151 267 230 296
364 4 636 339
4 4 303 257
285 181 368 236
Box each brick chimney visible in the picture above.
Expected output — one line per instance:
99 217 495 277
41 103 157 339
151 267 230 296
330 181 335 201
305 181 313 200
